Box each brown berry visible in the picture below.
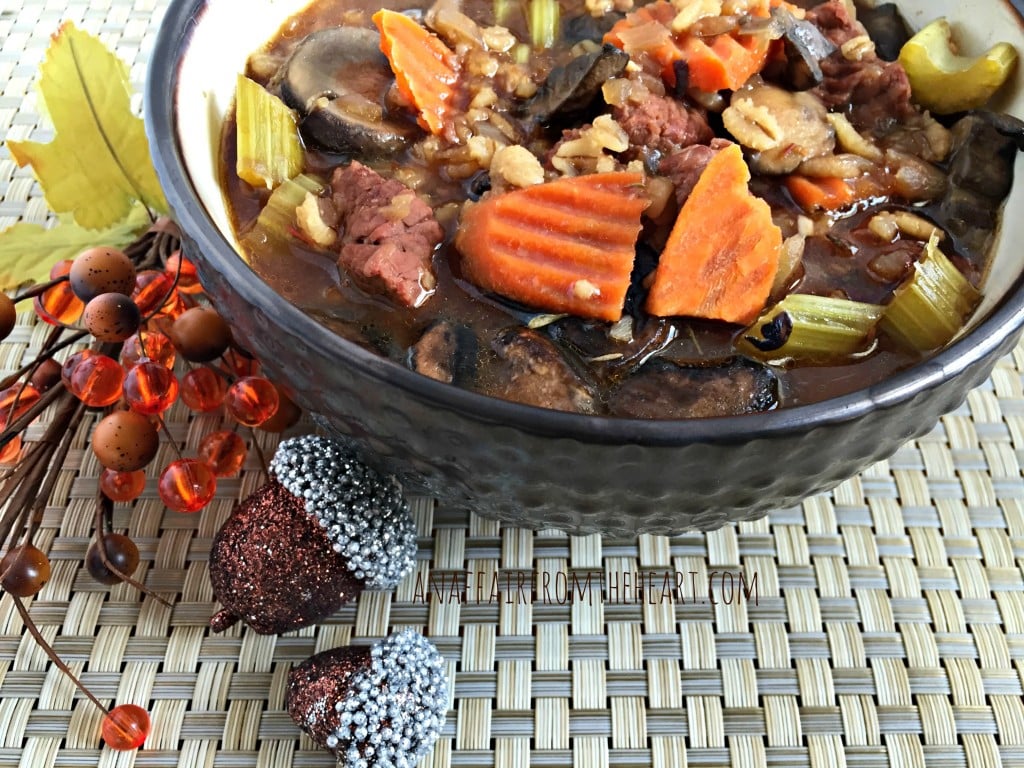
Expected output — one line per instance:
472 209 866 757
69 246 136 302
259 385 301 433
86 533 140 585
0 293 15 341
29 358 63 392
169 307 232 362
1 544 51 597
84 293 141 342
91 410 160 471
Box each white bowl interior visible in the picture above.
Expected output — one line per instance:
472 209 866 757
176 0 1024 324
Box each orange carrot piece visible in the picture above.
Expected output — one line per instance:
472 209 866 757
373 9 459 136
646 144 781 325
606 1 773 90
785 175 857 211
455 173 649 322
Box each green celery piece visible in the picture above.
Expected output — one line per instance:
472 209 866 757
880 233 981 351
742 294 884 362
529 0 560 49
241 174 323 257
236 74 304 190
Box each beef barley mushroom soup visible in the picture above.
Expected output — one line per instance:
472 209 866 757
220 0 1023 418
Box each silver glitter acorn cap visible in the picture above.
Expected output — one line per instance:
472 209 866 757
327 629 448 768
270 435 417 589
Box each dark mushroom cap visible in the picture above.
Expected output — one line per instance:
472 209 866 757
277 27 419 155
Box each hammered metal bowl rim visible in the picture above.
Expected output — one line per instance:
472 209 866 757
146 0 1024 447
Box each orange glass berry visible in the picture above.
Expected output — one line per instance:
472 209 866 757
50 260 73 279
33 281 83 326
69 354 125 408
122 331 176 370
153 290 186 321
61 350 96 389
132 270 175 316
124 362 178 415
100 468 147 502
158 459 216 513
165 251 202 294
101 704 150 751
226 348 260 378
199 430 247 477
0 435 22 466
0 544 51 597
225 376 279 427
180 367 227 412
0 383 42 428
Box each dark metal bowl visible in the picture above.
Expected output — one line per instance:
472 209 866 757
146 0 1024 534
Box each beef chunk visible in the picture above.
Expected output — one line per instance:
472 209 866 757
608 357 779 419
328 161 443 307
488 328 597 414
613 93 713 161
410 321 478 385
806 0 915 134
658 138 733 205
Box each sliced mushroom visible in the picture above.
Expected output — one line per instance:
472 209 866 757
723 81 835 175
487 328 597 414
857 3 912 62
770 6 837 89
607 357 779 419
409 321 479 386
939 112 1021 262
522 44 630 124
276 27 419 156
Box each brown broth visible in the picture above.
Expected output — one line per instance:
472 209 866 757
222 0 948 414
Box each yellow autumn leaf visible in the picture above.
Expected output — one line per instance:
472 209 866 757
0 204 150 293
6 22 168 230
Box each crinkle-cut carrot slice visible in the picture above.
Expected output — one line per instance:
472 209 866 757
373 9 459 136
455 172 649 322
646 144 781 325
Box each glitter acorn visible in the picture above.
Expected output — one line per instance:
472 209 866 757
208 435 417 635
286 630 448 767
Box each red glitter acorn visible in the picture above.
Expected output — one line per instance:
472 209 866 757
207 435 417 635
285 630 448 767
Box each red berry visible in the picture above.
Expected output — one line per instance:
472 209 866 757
158 459 216 513
68 354 125 408
180 367 227 412
124 362 179 415
0 383 41 428
199 430 247 477
122 331 176 370
0 544 51 597
165 251 202 294
132 270 176 315
0 435 23 466
225 376 279 427
258 385 301 433
101 704 150 751
34 282 83 326
99 468 146 502
50 260 73 279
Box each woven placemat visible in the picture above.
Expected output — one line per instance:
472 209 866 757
3 2 1024 767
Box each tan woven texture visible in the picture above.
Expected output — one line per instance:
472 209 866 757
3 2 1024 766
